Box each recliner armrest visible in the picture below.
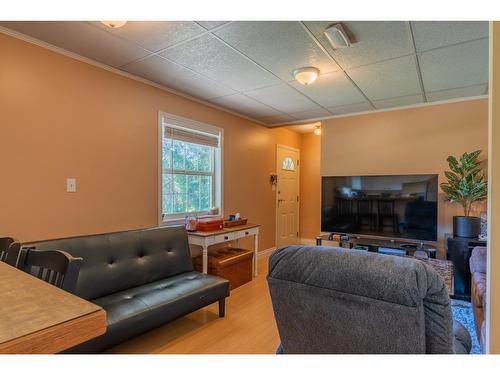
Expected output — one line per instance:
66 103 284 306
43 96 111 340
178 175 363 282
453 320 472 354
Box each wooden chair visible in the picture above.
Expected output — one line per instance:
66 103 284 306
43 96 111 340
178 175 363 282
19 248 83 294
377 199 400 234
356 199 377 231
0 237 22 267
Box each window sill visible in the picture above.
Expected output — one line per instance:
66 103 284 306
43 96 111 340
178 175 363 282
160 214 223 227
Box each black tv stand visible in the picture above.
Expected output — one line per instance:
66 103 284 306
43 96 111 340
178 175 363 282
315 233 437 258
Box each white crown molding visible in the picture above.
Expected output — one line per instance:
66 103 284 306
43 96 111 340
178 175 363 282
272 94 489 128
0 26 268 127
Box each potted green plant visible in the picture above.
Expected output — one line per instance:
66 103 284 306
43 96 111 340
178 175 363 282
440 150 488 238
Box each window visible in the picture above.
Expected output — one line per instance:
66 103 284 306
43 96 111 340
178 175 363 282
159 113 223 222
282 157 295 171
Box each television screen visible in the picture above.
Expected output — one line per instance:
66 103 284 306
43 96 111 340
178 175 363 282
321 175 438 242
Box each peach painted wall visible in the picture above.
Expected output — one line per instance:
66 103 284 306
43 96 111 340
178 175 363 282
299 132 321 240
487 21 499 354
0 32 300 251
318 99 488 255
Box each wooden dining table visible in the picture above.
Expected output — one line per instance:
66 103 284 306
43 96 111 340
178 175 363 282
0 261 106 354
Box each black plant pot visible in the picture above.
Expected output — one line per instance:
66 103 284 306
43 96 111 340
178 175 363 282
453 216 481 238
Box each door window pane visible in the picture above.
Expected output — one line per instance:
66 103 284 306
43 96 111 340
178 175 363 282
282 157 295 171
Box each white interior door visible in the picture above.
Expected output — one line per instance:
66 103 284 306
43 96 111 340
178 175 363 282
276 145 300 247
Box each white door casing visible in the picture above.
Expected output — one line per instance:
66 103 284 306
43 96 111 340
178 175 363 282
276 145 300 248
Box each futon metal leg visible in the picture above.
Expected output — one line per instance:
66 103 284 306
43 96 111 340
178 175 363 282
218 298 226 317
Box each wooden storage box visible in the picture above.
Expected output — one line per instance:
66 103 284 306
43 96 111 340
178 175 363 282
193 248 253 290
223 218 248 227
196 218 224 232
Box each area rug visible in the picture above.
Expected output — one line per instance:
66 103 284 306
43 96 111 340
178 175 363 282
451 299 481 354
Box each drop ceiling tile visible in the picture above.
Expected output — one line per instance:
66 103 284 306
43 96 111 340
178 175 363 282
411 21 488 52
161 34 281 91
289 108 332 121
257 114 296 125
213 21 340 81
91 21 205 53
245 84 322 113
427 84 488 102
327 102 373 115
1 21 150 67
304 21 413 69
290 70 366 107
347 55 421 101
209 94 283 118
419 38 488 92
373 94 423 109
122 56 235 100
196 21 230 30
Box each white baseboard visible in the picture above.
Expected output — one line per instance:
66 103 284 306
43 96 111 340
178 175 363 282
300 238 317 245
257 247 277 260
257 240 318 259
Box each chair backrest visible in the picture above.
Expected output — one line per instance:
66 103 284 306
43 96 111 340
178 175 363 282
267 246 454 354
0 237 22 267
357 199 373 214
378 199 395 215
20 248 83 293
25 226 193 300
335 198 353 216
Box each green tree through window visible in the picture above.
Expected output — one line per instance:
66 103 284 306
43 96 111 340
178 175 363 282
162 138 214 216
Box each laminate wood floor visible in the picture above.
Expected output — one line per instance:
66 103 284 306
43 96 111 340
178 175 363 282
107 258 279 354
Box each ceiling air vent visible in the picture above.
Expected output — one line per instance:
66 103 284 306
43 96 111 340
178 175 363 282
323 23 352 49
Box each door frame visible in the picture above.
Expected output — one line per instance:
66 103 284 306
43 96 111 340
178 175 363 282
275 144 300 248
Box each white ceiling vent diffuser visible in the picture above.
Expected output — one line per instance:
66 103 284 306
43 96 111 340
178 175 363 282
323 23 352 49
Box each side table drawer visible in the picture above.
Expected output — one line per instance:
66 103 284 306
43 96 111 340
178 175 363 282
214 232 236 243
234 227 258 239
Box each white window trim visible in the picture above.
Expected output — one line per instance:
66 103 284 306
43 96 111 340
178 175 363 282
158 112 224 225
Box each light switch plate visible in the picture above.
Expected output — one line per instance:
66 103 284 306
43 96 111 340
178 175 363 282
66 178 76 193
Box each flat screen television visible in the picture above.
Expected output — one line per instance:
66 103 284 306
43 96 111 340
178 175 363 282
321 174 438 242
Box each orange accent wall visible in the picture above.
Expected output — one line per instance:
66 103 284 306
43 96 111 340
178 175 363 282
0 32 300 251
299 132 321 240
296 99 488 255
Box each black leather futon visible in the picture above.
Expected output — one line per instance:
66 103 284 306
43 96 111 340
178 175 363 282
28 226 230 353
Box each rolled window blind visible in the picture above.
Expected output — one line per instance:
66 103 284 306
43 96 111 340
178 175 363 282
164 125 219 148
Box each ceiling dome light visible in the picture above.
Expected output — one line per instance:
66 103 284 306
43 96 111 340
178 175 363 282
293 67 320 85
101 21 128 28
314 124 322 136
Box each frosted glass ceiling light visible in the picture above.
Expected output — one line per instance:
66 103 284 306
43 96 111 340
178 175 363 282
101 21 128 28
293 67 320 85
314 125 321 136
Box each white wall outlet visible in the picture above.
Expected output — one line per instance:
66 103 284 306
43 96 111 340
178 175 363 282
66 178 76 193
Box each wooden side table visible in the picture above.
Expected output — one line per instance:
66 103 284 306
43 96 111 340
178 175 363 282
420 258 454 296
187 223 260 276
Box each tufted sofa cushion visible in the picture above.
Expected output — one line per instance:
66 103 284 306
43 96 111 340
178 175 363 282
73 271 229 352
28 226 194 300
27 226 230 352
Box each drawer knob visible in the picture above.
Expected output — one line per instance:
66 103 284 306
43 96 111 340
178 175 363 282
245 232 249 235
224 236 229 240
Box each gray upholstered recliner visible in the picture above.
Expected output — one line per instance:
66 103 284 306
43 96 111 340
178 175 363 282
267 246 471 354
